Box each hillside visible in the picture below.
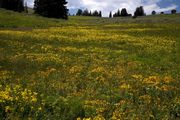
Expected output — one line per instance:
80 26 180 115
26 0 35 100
0 9 180 119
0 8 180 28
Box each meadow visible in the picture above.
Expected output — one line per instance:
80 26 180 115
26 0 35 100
0 9 180 119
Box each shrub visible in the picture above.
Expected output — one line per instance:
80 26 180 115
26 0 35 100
152 11 156 15
171 9 177 14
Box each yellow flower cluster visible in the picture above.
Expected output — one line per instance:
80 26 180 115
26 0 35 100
37 67 57 78
111 100 133 119
77 114 105 120
120 83 132 90
0 84 38 114
143 76 161 85
131 74 143 79
0 70 13 80
91 67 106 73
69 65 83 74
0 85 38 104
21 88 37 103
0 85 13 103
142 75 176 91
163 76 175 83
84 99 110 116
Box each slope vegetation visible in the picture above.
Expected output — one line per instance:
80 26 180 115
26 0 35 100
0 9 180 119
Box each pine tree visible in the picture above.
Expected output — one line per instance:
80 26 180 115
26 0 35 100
109 11 112 18
76 9 83 16
92 10 99 16
17 0 24 12
99 11 102 17
113 9 121 17
0 0 3 7
134 6 145 16
34 0 68 19
121 8 128 16
24 2 28 13
152 11 156 15
171 9 176 14
82 9 89 16
117 9 121 16
0 0 24 12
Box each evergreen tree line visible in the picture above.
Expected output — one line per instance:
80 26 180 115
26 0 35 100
76 9 102 17
112 8 132 17
0 0 25 12
110 6 144 18
0 0 68 19
109 6 177 18
0 0 178 19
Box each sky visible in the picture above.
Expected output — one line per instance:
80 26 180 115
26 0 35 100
26 0 180 17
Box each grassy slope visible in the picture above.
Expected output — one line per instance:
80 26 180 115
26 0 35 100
0 8 180 27
0 9 180 119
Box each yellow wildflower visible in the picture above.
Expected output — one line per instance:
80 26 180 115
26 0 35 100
143 76 161 85
120 83 131 90
132 74 143 79
163 76 175 83
83 118 92 120
93 115 105 120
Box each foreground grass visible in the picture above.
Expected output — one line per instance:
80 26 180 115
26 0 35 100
0 9 180 119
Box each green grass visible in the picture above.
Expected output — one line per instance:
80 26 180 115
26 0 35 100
0 8 180 28
0 8 180 119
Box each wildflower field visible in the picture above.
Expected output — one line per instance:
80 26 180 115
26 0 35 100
0 9 180 119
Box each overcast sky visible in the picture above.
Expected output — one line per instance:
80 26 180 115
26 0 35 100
25 0 179 16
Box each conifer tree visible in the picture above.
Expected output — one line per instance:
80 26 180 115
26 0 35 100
171 9 176 14
0 0 2 7
109 11 112 18
17 0 24 12
92 10 99 16
0 0 24 12
76 9 83 16
117 9 121 16
134 6 145 16
34 0 68 19
113 9 121 17
25 2 28 13
99 11 102 17
121 8 128 16
82 9 89 16
152 11 156 15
